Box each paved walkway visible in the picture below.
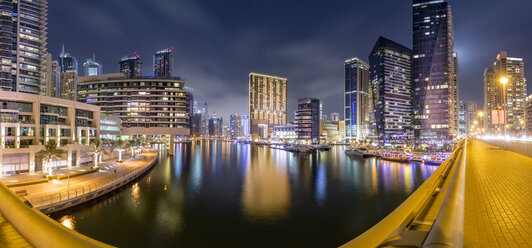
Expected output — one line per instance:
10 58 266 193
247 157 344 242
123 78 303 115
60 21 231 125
464 139 532 247
9 151 156 200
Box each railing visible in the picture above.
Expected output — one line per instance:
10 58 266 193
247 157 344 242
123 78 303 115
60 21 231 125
423 140 467 247
28 155 154 209
0 181 113 248
341 140 466 248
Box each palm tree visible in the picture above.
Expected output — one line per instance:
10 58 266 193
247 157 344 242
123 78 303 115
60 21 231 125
113 139 129 162
129 138 141 157
36 140 66 176
88 140 109 168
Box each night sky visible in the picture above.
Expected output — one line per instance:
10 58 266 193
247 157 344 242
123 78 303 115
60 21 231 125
48 0 531 121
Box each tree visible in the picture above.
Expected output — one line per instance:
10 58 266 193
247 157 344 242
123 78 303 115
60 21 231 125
113 139 129 162
88 140 109 168
36 140 66 176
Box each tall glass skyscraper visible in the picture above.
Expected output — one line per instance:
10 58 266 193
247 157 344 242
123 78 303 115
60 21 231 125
59 44 78 72
369 36 412 142
344 57 371 141
412 0 458 142
119 53 142 78
83 54 103 76
153 48 174 78
0 0 48 94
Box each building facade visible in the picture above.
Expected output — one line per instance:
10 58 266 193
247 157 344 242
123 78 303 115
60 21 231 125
459 101 466 137
369 36 412 142
295 98 322 144
60 71 78 101
0 0 48 94
153 48 173 78
77 73 190 139
466 101 478 136
484 52 527 135
241 115 250 138
344 57 371 142
100 115 122 141
83 54 103 76
248 72 287 140
271 125 296 142
0 91 100 175
43 55 61 98
119 53 142 78
412 0 458 142
230 113 242 139
59 45 78 73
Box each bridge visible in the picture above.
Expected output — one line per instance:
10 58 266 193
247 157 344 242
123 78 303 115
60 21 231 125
342 138 532 247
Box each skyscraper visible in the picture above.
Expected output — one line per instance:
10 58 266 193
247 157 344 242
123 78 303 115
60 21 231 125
295 98 322 144
119 53 142 78
526 95 532 134
60 71 79 101
459 101 466 137
242 115 250 138
412 0 457 142
153 48 174 78
466 101 478 136
230 113 243 139
83 54 103 76
0 0 48 94
344 57 371 141
369 36 412 142
484 52 527 135
249 72 287 139
330 112 340 121
59 44 78 72
44 59 61 98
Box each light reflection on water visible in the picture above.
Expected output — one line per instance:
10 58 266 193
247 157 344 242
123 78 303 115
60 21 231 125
53 141 438 248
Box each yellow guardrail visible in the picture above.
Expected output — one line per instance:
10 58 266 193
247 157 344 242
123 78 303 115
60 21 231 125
0 181 113 248
341 140 465 248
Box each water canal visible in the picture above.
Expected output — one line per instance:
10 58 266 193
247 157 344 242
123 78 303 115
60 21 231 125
52 140 437 247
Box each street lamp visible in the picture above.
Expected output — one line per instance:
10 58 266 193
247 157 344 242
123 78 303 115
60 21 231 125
500 77 508 136
478 111 484 136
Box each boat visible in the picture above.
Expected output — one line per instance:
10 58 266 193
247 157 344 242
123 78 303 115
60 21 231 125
313 144 331 151
284 144 316 153
345 147 372 158
423 153 450 165
378 150 409 162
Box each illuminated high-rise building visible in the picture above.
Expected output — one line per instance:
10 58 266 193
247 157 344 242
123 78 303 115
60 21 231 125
248 72 287 139
83 54 103 76
369 36 412 141
0 0 48 94
59 44 78 73
153 48 174 78
295 98 322 144
412 0 457 142
119 53 142 78
344 57 371 141
60 71 78 101
484 52 526 135
230 113 243 139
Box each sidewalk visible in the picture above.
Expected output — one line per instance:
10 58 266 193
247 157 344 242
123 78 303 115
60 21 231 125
464 140 532 247
8 151 156 200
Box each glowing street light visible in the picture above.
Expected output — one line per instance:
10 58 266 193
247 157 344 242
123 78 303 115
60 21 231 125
500 77 509 136
478 111 485 136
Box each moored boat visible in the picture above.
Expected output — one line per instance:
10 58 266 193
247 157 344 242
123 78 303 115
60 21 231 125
345 147 372 158
378 150 409 162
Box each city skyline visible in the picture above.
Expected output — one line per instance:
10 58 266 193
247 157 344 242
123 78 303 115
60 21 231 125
47 0 532 120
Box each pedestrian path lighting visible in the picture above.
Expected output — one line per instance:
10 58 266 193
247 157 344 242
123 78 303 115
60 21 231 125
500 77 508 136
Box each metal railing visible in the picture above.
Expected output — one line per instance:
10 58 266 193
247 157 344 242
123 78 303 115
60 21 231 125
422 140 467 247
28 155 155 208
0 181 113 248
341 140 466 248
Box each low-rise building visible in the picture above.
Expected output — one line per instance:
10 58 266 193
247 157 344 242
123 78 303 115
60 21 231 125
271 125 297 142
100 115 122 141
0 91 100 175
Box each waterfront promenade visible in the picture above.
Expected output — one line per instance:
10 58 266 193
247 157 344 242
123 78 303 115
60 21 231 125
464 139 532 247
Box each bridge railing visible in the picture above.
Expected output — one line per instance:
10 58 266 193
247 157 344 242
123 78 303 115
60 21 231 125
341 140 466 248
0 181 113 248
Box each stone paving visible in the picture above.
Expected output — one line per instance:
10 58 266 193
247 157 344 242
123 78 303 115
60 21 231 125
464 139 532 247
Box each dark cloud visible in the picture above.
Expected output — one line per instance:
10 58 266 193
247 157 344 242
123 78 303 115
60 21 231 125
48 0 531 121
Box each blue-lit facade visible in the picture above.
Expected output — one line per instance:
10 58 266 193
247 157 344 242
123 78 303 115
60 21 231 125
83 55 103 76
369 36 413 142
344 58 371 141
296 98 322 144
412 0 458 142
59 45 78 72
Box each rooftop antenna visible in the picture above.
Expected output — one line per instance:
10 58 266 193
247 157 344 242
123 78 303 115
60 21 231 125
61 43 65 54
92 52 95 61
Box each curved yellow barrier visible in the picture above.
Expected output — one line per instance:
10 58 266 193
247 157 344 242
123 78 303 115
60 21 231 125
0 181 114 248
